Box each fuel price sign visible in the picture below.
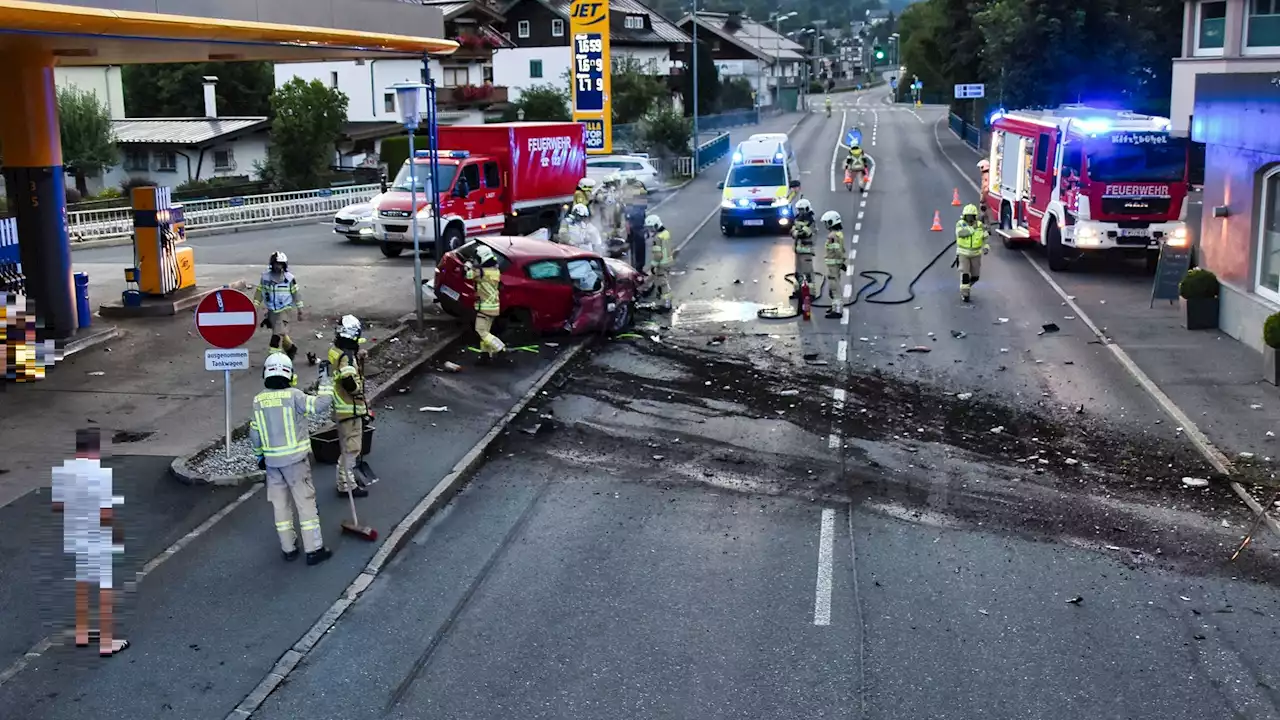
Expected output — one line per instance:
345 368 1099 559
569 0 611 154
573 34 606 112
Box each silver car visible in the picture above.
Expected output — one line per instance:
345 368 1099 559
585 154 662 193
333 202 376 242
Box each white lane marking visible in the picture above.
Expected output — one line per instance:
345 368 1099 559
927 114 1279 539
851 234 859 244
828 433 841 450
847 248 857 260
860 200 867 208
837 339 848 362
814 508 836 626
845 265 855 277
854 222 862 232
833 387 847 408
857 211 865 220
830 109 847 193
841 307 850 325
842 284 853 299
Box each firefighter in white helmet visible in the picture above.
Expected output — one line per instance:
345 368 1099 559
253 251 304 360
573 177 596 211
466 244 507 361
955 203 989 302
644 214 674 311
328 315 370 497
250 353 334 565
791 199 817 297
821 210 846 318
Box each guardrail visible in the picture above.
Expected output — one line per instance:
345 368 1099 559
67 184 383 242
949 112 988 152
695 131 731 170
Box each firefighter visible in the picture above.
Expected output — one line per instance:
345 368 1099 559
644 214 673 312
622 178 649 271
844 145 868 193
824 95 832 118
328 315 370 498
250 353 334 566
573 178 596 211
977 159 991 224
560 203 593 250
791 198 817 298
955 203 990 302
466 244 506 361
821 210 846 319
253 252 304 360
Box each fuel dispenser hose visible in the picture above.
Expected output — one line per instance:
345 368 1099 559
756 237 958 319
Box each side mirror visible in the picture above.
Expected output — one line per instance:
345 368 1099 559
717 181 725 189
789 180 801 189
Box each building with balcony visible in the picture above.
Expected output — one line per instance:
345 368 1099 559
677 11 807 110
494 0 691 101
1175 0 1280 351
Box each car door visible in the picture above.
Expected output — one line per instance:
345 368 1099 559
520 258 573 331
565 257 607 334
1028 130 1056 237
479 161 504 231
455 163 486 232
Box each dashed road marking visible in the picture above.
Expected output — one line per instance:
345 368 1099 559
828 433 841 450
851 234 859 244
840 307 850 325
854 222 862 231
833 388 847 409
842 284 853 299
857 211 865 220
837 339 848 362
814 508 836 626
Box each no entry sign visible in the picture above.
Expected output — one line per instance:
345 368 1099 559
195 288 257 349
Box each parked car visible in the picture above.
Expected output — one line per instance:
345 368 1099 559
585 154 662 193
333 202 376 242
432 235 642 336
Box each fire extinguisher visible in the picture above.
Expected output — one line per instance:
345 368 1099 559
800 276 812 321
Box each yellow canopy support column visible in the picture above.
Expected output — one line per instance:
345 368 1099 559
0 46 76 340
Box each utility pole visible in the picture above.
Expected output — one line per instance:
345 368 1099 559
691 0 699 175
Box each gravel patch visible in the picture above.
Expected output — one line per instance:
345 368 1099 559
186 325 449 477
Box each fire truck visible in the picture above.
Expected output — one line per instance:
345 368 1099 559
985 106 1192 271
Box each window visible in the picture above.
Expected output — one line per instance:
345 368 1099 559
459 163 481 194
483 162 501 188
566 258 603 292
456 240 511 270
1034 133 1051 172
123 149 149 172
525 260 563 280
1195 1 1226 55
1256 166 1280 301
1247 0 1280 52
330 71 339 89
624 14 645 30
518 19 530 38
529 59 544 78
443 67 468 87
155 151 177 172
725 164 785 187
392 162 458 193
1085 138 1188 183
483 65 494 83
213 149 235 171
384 92 396 113
551 19 564 37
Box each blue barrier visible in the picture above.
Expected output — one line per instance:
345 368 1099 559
695 132 731 170
949 112 986 152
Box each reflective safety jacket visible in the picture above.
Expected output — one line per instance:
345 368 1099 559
250 385 333 468
955 220 987 257
573 188 590 208
845 153 865 172
792 219 816 253
254 271 303 313
825 230 846 267
648 229 673 270
466 265 501 317
327 345 368 420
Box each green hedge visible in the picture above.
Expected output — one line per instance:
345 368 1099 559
379 135 431 178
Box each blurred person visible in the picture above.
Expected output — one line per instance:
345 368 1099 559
253 251 305 360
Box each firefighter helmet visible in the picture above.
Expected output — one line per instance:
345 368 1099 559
821 210 842 227
337 315 362 341
263 352 293 381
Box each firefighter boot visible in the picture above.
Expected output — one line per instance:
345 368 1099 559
306 547 333 566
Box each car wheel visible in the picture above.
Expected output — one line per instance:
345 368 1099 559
380 242 404 258
608 301 634 334
442 224 465 255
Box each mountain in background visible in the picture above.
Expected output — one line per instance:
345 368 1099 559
650 0 899 35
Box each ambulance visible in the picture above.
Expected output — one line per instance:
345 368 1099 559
717 136 801 236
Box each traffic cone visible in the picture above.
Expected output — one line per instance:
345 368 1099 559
930 211 943 232
951 188 961 206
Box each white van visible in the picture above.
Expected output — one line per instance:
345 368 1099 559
717 137 802 236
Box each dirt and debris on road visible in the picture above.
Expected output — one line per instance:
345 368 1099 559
490 338 1280 583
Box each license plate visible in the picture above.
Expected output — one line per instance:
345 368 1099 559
1118 228 1148 237
384 232 406 242
744 219 765 227
439 284 460 301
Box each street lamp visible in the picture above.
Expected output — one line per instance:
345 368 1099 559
389 81 429 331
691 0 699 175
771 11 797 108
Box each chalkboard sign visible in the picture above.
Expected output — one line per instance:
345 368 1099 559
1150 241 1192 307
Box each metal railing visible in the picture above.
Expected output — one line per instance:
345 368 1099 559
67 184 382 242
695 132 731 170
948 112 989 152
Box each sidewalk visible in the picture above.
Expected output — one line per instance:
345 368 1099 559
932 118 1280 471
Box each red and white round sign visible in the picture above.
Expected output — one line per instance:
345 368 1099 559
195 288 257 349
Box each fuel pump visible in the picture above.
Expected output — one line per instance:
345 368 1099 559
128 186 196 301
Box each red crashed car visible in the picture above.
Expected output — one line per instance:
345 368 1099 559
432 235 644 335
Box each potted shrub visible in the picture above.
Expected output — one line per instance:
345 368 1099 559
1179 267 1220 330
1264 313 1280 385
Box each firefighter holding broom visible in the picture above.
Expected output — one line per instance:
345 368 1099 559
329 315 373 498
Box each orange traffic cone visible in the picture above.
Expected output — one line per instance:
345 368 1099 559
951 188 961 206
931 211 944 232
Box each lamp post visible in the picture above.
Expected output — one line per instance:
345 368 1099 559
771 12 797 109
691 0 699 176
389 81 429 331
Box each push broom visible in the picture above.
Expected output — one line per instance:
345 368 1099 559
340 487 378 541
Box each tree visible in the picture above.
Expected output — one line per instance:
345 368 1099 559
720 77 756 111
262 78 348 191
57 86 118 197
680 39 721 116
122 62 274 118
610 58 669 124
513 83 572 121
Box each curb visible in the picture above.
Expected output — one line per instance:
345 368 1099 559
224 339 590 720
72 218 331 251
169 325 464 487
98 280 250 319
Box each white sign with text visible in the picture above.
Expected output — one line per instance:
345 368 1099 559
205 348 250 372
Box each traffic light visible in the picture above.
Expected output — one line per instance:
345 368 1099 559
873 46 885 61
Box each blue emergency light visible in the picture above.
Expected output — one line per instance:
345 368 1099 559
414 150 471 159
732 152 743 164
774 152 785 162
1075 118 1112 134
988 109 1006 124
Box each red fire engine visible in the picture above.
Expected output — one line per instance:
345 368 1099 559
985 106 1191 271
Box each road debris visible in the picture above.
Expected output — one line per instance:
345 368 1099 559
1040 323 1060 335
996 318 1009 324
652 455 665 461
1240 452 1256 459
1252 404 1264 410
990 426 1005 434
441 361 462 373
1066 596 1084 605
951 330 967 339
906 346 932 353
87 371 105 376
1181 477 1210 488
419 406 449 412
779 389 800 396
956 392 974 401
1065 458 1079 466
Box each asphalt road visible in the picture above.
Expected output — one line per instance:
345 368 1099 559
245 89 1280 719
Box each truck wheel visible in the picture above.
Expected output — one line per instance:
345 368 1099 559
380 242 404 258
1046 221 1070 272
442 224 465 255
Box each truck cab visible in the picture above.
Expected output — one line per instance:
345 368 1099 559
717 137 802 236
986 106 1191 272
373 151 506 258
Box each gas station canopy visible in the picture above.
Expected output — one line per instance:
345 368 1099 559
0 0 458 64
